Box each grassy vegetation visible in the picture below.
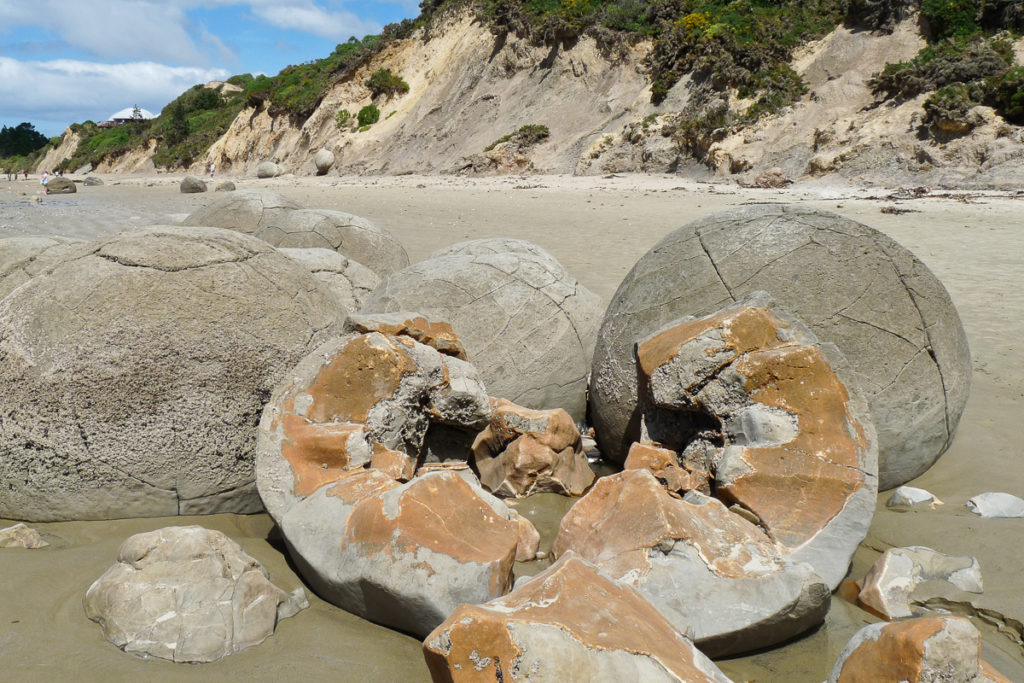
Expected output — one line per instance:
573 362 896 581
358 104 381 127
366 68 411 98
484 123 550 151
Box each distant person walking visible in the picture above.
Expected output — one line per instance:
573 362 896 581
23 170 28 180
41 171 49 194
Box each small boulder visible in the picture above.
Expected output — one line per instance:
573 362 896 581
858 546 983 619
966 492 1024 518
215 180 236 192
314 149 335 175
424 552 733 683
278 247 380 312
47 176 76 194
887 485 942 509
471 398 595 497
828 617 1009 683
83 176 103 186
256 161 283 178
0 523 48 549
84 526 307 663
179 175 207 193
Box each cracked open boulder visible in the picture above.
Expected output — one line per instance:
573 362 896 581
590 204 970 490
553 295 878 656
360 239 602 422
0 226 344 521
424 552 733 682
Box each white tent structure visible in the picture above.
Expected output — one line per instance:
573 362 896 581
106 106 156 124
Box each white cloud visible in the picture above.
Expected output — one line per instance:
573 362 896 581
249 2 381 40
0 57 230 126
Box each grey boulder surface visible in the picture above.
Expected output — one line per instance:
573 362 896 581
181 189 303 234
278 247 380 312
313 149 335 175
83 176 103 186
84 526 307 663
590 204 970 490
179 175 207 193
0 235 82 300
256 161 283 178
46 176 76 194
215 180 236 192
256 209 409 276
0 225 344 521
361 239 603 422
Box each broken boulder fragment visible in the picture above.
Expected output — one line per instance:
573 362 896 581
857 546 983 619
424 552 733 683
471 398 595 497
0 523 49 549
887 486 943 509
966 492 1024 518
84 526 307 663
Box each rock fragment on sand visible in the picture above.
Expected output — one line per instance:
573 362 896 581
179 175 207 193
278 247 380 312
0 523 48 548
624 441 710 495
590 204 971 490
858 546 983 619
966 492 1024 518
423 552 733 683
314 149 335 175
84 526 307 663
887 486 942 509
471 398 595 498
827 616 1010 683
279 469 531 638
362 239 602 421
552 469 830 657
0 226 344 521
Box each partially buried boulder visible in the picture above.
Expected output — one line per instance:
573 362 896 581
83 176 103 186
180 175 207 193
46 176 76 194
256 209 409 277
828 617 1010 683
215 180 236 192
590 204 970 490
278 247 379 312
84 526 307 663
181 189 302 234
0 523 48 548
0 226 344 521
471 398 595 498
424 552 733 683
361 239 602 422
256 161 283 178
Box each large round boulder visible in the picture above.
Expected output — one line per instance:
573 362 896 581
313 149 335 175
590 205 970 489
257 209 409 276
256 161 283 178
179 175 207 193
0 236 82 300
181 189 302 234
0 226 344 521
46 176 76 194
361 241 603 422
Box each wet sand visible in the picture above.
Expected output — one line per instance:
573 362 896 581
1 173 1022 681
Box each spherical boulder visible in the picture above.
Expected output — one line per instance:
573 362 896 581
257 209 409 276
361 242 603 422
181 189 302 233
313 149 335 176
0 226 345 521
590 204 970 489
256 161 283 178
179 175 207 193
278 247 379 312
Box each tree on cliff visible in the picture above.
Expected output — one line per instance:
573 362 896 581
0 122 49 157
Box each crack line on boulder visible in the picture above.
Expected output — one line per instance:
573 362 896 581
695 229 736 302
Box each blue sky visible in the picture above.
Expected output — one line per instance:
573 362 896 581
0 1 420 137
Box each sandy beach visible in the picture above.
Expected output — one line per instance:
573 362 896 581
1 172 1022 681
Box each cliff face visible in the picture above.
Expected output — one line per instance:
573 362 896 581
44 10 1024 187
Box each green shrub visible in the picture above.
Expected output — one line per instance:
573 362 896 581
336 109 352 129
994 66 1024 124
484 124 550 151
357 104 381 127
921 0 981 40
870 36 1013 100
365 68 410 98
